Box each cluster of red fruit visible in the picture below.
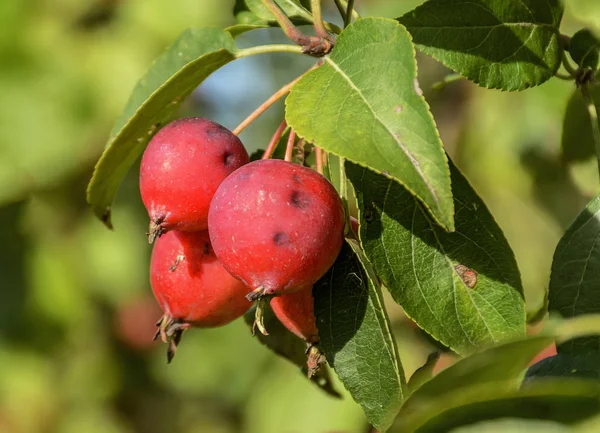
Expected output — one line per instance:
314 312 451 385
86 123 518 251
139 117 345 367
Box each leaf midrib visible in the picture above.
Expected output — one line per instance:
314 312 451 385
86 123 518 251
323 57 441 212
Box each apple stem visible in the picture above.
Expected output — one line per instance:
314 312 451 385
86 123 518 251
315 147 324 175
259 0 333 56
310 0 334 42
284 129 297 162
232 77 301 136
262 120 288 160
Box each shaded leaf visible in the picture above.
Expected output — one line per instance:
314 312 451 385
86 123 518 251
314 240 405 432
526 352 600 381
243 303 341 398
86 28 237 228
561 85 600 163
398 0 564 90
346 159 525 356
550 194 600 353
287 18 454 231
449 418 571 433
570 28 600 69
225 23 270 38
403 335 553 413
407 352 440 396
394 379 600 433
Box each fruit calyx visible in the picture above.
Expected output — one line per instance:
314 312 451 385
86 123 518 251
306 343 325 378
154 314 191 363
147 216 166 244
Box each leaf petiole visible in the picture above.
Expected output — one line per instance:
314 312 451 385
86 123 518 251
581 84 600 182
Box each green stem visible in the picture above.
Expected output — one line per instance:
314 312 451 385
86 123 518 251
236 44 304 58
338 156 352 235
260 0 308 42
432 73 462 90
554 72 575 81
582 84 600 182
344 0 355 27
562 51 579 78
311 0 330 40
333 0 347 22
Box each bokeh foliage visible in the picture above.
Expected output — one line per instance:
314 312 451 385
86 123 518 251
1 0 599 432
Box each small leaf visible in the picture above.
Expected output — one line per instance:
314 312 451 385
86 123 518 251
398 0 564 91
346 159 525 356
286 17 454 231
86 28 237 228
407 352 440 396
225 23 270 38
526 352 600 381
403 335 553 412
243 303 341 398
570 28 600 70
561 85 600 163
449 418 571 433
549 194 600 353
394 379 600 433
314 240 405 432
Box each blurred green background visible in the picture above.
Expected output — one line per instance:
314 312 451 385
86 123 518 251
0 1 599 432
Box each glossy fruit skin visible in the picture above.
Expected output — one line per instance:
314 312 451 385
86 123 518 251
270 286 318 344
208 159 345 296
150 230 251 327
140 117 249 235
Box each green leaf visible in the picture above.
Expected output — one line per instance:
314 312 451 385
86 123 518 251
346 159 525 356
526 352 600 381
242 303 341 398
86 28 237 228
225 23 270 38
549 194 600 353
286 17 454 231
394 379 600 433
314 240 405 432
570 29 600 70
407 352 440 396
398 0 564 91
403 335 553 412
561 85 600 163
448 418 571 433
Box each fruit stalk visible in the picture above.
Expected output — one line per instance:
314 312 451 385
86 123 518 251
232 76 302 136
284 129 297 162
262 120 288 160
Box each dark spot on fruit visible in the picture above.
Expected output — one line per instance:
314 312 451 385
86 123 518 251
292 174 302 184
273 232 289 245
455 264 478 289
290 190 310 209
223 152 236 166
203 242 210 255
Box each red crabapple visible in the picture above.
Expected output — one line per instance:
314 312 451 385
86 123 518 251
140 117 249 242
270 286 318 344
208 159 345 300
151 230 251 362
270 286 325 376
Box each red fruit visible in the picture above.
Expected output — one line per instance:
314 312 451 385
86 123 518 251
140 117 249 241
208 159 345 299
151 230 251 361
270 286 318 344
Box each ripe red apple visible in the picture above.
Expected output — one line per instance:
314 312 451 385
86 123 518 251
270 286 318 344
151 230 251 361
140 117 249 242
208 159 345 300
